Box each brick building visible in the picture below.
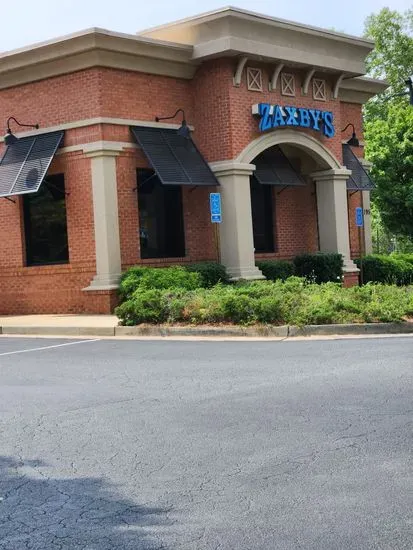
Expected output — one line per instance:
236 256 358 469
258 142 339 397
0 7 386 314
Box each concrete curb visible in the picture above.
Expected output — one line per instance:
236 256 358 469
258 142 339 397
1 322 413 338
289 322 413 337
115 325 290 337
0 326 116 337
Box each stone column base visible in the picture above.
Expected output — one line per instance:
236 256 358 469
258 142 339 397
343 271 360 288
82 273 121 292
227 265 265 281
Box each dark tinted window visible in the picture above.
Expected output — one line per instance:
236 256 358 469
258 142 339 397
137 170 185 259
23 174 69 266
250 176 275 253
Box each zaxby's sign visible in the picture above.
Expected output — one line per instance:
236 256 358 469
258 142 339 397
252 103 335 138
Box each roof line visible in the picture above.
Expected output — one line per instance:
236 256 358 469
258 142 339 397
0 27 192 60
138 5 374 48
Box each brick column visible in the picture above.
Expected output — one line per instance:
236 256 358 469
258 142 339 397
312 168 359 281
83 143 123 290
360 159 373 255
210 161 264 280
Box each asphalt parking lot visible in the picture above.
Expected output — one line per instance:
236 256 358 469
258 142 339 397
0 335 412 549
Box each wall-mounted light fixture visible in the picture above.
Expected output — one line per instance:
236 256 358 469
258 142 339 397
341 123 360 147
155 109 190 139
4 117 39 146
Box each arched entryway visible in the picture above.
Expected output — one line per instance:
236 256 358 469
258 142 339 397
236 129 341 168
211 131 356 281
248 143 320 258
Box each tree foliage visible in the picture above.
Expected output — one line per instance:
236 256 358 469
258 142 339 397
363 8 413 238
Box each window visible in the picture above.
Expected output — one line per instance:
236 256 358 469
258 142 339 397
137 170 185 259
23 174 69 266
247 67 263 92
313 78 327 101
281 73 295 96
250 176 275 253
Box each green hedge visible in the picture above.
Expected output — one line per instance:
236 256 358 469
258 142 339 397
118 266 202 301
355 254 413 286
119 255 344 303
116 277 413 327
256 260 295 281
293 253 343 284
186 262 229 287
118 263 228 301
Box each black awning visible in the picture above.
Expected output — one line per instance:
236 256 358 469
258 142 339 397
131 126 219 186
254 145 306 187
0 131 64 198
342 144 375 191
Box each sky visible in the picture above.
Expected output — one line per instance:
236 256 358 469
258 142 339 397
2 0 412 52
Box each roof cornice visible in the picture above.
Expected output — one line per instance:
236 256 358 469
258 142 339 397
339 76 389 103
139 6 374 49
0 29 197 89
139 7 374 77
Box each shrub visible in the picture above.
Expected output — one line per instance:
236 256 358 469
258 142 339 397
118 267 148 301
118 266 202 301
185 262 229 287
293 253 343 284
116 276 413 327
115 288 166 325
390 253 413 266
256 260 295 281
355 254 413 286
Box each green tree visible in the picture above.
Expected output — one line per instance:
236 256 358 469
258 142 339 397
365 102 413 237
363 8 413 240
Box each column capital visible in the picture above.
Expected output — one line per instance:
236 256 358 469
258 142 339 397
210 161 256 178
83 141 126 158
310 167 351 182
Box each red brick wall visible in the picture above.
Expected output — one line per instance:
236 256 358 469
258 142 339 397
341 103 364 260
255 180 319 262
0 63 365 314
192 59 345 164
116 149 217 271
348 190 363 259
0 150 100 314
0 70 103 131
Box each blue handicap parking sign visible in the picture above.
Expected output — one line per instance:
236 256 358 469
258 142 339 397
210 193 222 223
355 207 364 227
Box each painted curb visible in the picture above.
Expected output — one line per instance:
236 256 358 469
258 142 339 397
0 323 412 338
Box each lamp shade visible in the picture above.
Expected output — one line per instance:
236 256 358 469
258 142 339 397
177 120 191 139
346 133 360 147
4 131 19 146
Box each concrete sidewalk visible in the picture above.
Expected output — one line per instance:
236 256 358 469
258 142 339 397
1 314 413 339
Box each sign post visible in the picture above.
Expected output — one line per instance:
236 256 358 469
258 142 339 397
210 193 222 263
355 206 364 285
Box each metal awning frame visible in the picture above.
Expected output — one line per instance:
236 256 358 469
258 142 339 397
0 131 64 199
131 126 220 187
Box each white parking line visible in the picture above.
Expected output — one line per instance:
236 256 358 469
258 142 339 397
0 339 101 357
